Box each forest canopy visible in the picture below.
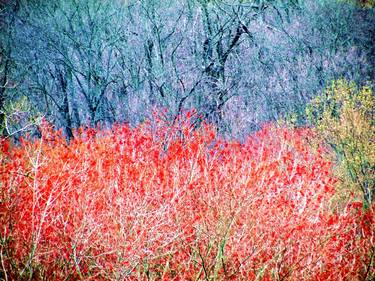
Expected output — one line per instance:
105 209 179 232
0 0 374 139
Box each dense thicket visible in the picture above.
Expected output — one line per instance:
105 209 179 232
1 1 374 279
1 0 374 139
1 114 374 280
307 80 374 207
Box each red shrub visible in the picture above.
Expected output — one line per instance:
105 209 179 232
0 113 373 280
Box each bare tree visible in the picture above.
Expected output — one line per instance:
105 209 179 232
3 0 374 139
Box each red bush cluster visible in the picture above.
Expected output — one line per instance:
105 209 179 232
0 113 374 280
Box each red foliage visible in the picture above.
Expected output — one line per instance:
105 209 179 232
0 112 374 280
